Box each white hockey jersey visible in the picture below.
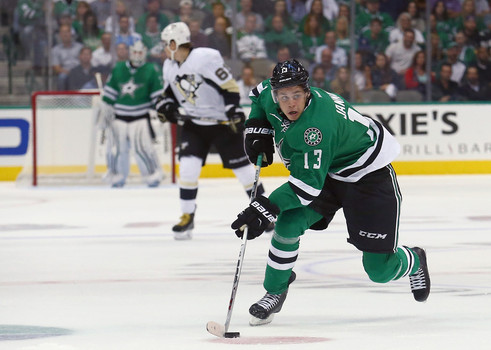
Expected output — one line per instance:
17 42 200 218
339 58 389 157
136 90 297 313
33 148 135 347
162 48 238 125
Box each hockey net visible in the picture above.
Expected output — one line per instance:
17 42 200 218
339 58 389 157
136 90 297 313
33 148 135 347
17 90 176 186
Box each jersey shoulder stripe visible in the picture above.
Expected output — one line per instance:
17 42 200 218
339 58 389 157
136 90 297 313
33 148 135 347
250 79 269 98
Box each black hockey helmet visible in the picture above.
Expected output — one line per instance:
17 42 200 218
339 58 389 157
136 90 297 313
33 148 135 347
270 59 310 92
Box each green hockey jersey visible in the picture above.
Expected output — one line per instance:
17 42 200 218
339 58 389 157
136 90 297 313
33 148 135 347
103 61 164 117
248 80 400 211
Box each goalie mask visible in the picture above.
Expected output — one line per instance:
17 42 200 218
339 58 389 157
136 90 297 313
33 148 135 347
270 59 310 103
161 21 191 61
129 41 147 67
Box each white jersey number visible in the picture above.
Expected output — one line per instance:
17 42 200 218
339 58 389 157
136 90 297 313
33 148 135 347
304 149 322 170
348 108 374 141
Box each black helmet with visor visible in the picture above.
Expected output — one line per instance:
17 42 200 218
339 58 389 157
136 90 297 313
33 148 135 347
270 59 310 103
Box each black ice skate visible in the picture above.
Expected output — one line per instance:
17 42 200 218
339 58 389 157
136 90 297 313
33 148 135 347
409 247 430 302
172 213 194 240
249 271 296 326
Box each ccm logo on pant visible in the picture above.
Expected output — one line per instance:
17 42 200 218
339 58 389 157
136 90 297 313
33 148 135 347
359 230 387 239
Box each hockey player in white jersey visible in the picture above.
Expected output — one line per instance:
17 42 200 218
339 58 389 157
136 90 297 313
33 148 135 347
157 22 269 240
102 41 164 188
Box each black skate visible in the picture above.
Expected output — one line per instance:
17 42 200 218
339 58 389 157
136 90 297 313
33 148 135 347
172 213 194 240
249 271 296 326
409 247 430 302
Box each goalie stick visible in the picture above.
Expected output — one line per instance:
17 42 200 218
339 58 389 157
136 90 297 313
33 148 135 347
94 72 106 145
206 154 263 339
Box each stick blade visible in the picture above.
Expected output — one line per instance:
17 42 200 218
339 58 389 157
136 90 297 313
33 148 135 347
206 321 225 338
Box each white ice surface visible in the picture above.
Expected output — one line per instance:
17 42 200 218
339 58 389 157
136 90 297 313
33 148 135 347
1 175 490 349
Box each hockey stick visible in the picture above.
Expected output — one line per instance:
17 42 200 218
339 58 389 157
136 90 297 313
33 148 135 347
158 107 242 132
180 114 243 133
179 114 230 124
94 72 106 145
206 154 263 338
178 114 243 133
157 111 236 126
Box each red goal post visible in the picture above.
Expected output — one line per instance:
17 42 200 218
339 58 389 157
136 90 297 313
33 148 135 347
17 90 177 186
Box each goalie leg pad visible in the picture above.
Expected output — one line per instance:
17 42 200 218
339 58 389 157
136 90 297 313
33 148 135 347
128 119 163 186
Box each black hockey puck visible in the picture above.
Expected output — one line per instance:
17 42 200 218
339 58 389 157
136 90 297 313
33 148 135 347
224 332 240 338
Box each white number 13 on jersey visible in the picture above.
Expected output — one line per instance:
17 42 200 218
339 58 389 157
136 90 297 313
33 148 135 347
304 150 322 169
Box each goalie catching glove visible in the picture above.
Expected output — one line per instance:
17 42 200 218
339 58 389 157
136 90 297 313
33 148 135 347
225 104 246 133
231 195 280 240
156 94 180 124
244 118 275 167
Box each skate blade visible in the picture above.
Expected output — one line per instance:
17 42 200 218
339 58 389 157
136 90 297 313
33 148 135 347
174 230 193 240
249 314 274 326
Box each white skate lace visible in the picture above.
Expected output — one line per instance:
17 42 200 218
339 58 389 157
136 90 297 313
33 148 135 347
257 293 281 311
409 268 426 291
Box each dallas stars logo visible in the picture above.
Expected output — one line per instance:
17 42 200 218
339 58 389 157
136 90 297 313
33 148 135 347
304 127 322 146
120 78 141 97
280 119 292 133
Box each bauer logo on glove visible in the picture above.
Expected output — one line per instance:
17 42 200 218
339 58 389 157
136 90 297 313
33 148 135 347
231 195 279 240
250 201 276 223
243 118 275 167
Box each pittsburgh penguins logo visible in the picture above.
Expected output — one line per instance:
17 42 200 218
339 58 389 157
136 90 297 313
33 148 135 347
304 127 322 146
174 74 202 105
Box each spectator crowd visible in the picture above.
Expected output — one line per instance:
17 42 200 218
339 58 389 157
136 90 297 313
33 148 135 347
12 0 491 102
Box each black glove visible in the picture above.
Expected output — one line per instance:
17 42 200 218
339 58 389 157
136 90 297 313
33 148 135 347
231 195 280 240
225 104 246 133
156 94 180 124
244 118 274 167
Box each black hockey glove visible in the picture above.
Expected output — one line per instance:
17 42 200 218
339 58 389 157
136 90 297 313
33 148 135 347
244 118 275 167
231 195 280 240
156 94 180 124
225 104 246 133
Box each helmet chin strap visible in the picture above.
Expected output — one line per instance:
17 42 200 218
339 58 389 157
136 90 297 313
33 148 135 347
168 42 179 62
169 48 177 61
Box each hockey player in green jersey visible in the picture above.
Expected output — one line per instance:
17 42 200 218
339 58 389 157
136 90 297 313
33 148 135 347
101 40 164 187
231 59 430 326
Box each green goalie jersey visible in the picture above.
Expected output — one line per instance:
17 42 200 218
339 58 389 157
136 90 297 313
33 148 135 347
103 61 164 118
248 80 400 212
